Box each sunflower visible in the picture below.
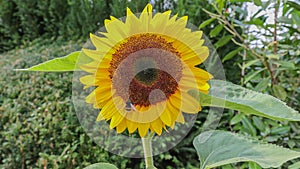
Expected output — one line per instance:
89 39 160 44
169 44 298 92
79 4 213 137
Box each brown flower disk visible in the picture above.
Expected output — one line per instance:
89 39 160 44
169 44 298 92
109 33 183 107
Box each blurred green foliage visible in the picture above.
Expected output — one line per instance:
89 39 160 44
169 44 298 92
0 40 130 169
0 0 299 168
0 0 149 53
199 0 300 168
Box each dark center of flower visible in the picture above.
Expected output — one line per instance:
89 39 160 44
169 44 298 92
135 68 159 85
109 33 182 107
133 57 159 85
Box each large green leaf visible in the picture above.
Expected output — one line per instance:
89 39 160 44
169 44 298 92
16 51 92 71
193 130 300 169
83 163 118 169
195 79 300 121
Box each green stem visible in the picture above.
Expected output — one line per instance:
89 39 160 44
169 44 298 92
142 132 157 169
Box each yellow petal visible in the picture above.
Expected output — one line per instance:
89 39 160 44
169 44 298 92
104 17 128 43
126 7 140 35
138 123 150 137
139 3 153 32
180 78 208 91
165 100 179 121
126 119 138 133
82 48 107 61
116 119 127 133
164 16 188 38
85 90 96 103
170 122 175 129
80 75 99 89
84 84 112 110
95 68 110 78
142 3 153 13
93 101 106 109
150 118 163 135
199 89 209 94
110 111 125 129
151 11 171 33
176 16 188 27
160 108 172 126
179 67 212 92
94 86 112 100
167 103 178 130
100 98 121 120
180 92 201 114
181 31 204 47
184 47 209 65
96 111 105 121
90 33 114 51
176 112 185 124
197 83 210 91
184 67 213 80
80 61 100 73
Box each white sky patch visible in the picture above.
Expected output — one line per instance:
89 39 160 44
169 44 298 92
245 1 283 48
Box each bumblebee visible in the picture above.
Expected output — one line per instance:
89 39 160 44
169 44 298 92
125 101 137 112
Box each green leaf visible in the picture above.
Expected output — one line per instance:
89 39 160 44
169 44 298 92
222 47 243 62
261 1 272 9
287 140 296 148
241 117 257 136
289 161 300 169
199 18 216 29
292 11 300 27
215 35 233 49
16 51 92 72
277 60 296 70
230 113 244 125
194 79 300 121
253 0 262 6
249 162 262 169
265 136 280 142
244 68 266 84
273 85 287 100
210 24 224 38
83 163 118 169
287 1 300 11
270 126 290 135
266 54 280 60
242 59 260 69
216 0 225 13
193 130 300 169
254 78 269 92
278 16 293 24
252 116 265 131
245 18 264 27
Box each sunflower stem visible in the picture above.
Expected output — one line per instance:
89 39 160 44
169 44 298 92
142 132 156 169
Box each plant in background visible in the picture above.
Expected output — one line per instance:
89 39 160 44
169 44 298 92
19 3 300 169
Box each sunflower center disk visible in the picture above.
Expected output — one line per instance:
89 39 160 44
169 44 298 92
134 57 159 85
109 34 183 107
135 68 159 85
